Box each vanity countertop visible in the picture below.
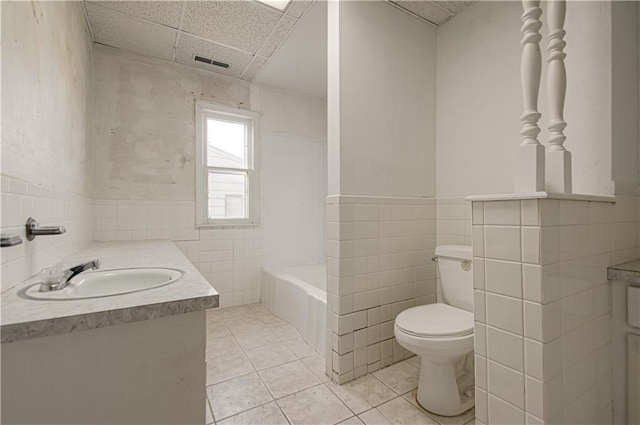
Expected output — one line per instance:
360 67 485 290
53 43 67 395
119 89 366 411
608 259 640 284
1 240 218 343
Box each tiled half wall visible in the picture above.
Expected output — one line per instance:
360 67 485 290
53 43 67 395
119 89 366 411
94 199 262 307
0 176 93 293
325 195 437 384
472 197 639 424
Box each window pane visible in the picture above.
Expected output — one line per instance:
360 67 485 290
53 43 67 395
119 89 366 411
208 172 247 219
206 118 247 168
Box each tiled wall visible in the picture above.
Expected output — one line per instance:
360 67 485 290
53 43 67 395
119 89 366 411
94 199 262 307
472 196 639 425
0 177 94 293
325 196 437 384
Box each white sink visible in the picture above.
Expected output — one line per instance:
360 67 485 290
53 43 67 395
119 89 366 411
24 268 184 300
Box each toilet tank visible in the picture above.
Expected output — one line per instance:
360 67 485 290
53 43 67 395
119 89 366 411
436 245 473 313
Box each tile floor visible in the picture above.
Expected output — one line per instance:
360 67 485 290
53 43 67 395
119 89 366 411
205 304 475 425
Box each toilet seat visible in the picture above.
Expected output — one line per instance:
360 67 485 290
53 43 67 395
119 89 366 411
395 304 473 338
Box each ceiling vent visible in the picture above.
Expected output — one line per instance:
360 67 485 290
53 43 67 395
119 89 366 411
193 55 230 69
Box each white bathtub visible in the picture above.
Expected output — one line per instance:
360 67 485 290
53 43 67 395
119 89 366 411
261 264 326 355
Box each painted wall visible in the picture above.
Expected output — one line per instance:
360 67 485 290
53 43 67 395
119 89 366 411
2 1 93 196
436 1 616 197
253 84 327 268
611 2 639 192
92 45 251 201
0 2 94 292
91 47 327 306
261 136 326 268
328 1 436 197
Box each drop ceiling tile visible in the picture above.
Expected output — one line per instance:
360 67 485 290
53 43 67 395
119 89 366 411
85 2 177 61
242 56 268 81
285 0 312 18
393 1 452 25
174 33 253 78
435 1 474 14
181 1 281 54
257 15 297 57
87 0 184 28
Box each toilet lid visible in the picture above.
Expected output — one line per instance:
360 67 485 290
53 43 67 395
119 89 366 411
395 304 474 338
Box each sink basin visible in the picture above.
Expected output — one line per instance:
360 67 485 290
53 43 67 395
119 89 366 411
23 268 184 300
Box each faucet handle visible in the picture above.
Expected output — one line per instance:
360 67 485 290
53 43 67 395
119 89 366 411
40 264 66 283
39 264 72 292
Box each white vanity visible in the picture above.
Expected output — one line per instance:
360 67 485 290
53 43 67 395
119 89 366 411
1 240 218 424
608 260 640 425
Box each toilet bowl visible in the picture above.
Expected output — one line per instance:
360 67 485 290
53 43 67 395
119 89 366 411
393 245 474 417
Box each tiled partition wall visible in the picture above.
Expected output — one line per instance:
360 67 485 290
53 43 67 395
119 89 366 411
472 196 639 425
0 176 94 292
94 199 262 307
325 196 437 384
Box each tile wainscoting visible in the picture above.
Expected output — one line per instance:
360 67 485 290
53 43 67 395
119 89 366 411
325 195 438 384
94 199 262 307
0 176 93 293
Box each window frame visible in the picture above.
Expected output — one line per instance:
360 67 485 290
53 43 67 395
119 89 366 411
195 101 260 227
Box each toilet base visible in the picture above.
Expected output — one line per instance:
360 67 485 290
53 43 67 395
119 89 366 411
416 356 475 417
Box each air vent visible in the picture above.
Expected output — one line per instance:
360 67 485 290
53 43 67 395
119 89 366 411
194 55 230 69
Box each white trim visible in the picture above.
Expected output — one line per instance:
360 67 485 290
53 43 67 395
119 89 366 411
465 191 616 203
195 101 260 227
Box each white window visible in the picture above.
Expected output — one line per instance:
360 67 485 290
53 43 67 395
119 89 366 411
195 101 259 226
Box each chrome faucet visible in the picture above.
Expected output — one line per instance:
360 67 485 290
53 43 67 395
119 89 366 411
39 259 101 292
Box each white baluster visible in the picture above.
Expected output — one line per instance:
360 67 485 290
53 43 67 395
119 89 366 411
545 0 572 193
515 0 545 193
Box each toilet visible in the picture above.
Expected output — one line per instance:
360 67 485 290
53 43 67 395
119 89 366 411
394 245 474 417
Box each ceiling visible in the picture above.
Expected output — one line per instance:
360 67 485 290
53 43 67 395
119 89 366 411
83 0 475 91
83 0 314 80
390 1 475 26
254 1 327 98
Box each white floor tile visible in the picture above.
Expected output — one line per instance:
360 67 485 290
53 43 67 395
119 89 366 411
277 384 352 425
372 361 419 394
217 401 289 425
259 360 321 399
206 373 273 420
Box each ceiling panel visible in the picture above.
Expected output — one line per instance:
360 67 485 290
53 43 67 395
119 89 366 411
435 0 474 14
258 15 298 57
87 0 183 28
181 1 281 53
174 33 254 79
85 2 177 61
393 1 452 25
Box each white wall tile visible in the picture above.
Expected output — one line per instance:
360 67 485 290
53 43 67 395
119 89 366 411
485 259 522 298
484 201 521 226
485 226 521 262
487 326 524 371
486 293 523 335
521 227 540 264
488 361 525 409
521 200 539 226
488 394 525 424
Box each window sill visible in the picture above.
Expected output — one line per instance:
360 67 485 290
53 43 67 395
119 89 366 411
195 221 260 229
